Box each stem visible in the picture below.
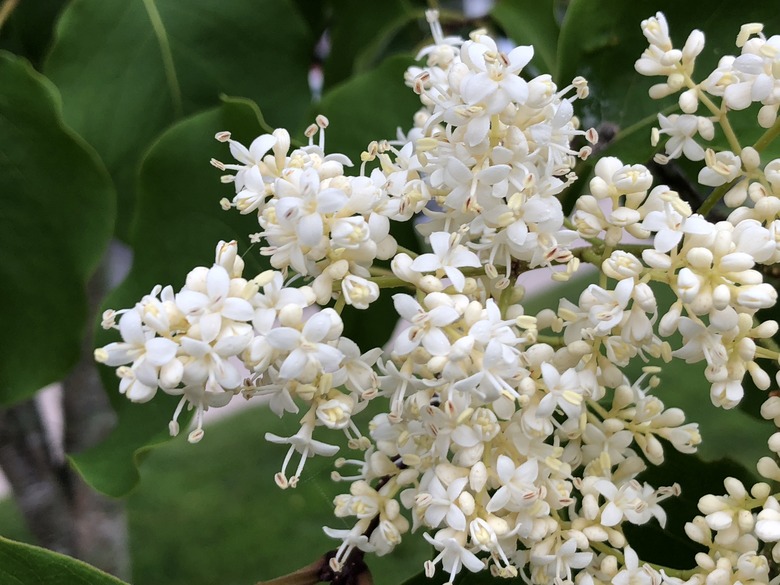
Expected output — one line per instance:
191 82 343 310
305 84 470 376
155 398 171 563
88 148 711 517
395 245 419 259
690 81 742 155
368 275 415 290
535 334 565 348
697 178 737 216
368 265 394 278
498 285 513 318
333 294 346 314
753 115 780 153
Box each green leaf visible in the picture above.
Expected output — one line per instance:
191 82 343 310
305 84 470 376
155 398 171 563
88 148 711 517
0 0 67 68
316 54 421 164
77 97 269 497
324 0 421 90
44 0 314 240
491 0 559 75
0 51 115 405
0 535 129 585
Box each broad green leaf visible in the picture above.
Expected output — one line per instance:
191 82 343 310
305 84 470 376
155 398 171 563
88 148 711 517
0 0 66 68
324 0 424 90
316 55 422 350
491 0 559 75
127 406 431 585
0 535 129 585
0 52 115 405
316 54 421 164
79 98 268 497
44 0 314 240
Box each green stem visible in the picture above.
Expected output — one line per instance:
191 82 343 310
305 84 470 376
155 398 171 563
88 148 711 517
498 286 513 319
368 265 395 278
535 334 565 348
396 245 419 259
698 178 738 216
753 115 780 153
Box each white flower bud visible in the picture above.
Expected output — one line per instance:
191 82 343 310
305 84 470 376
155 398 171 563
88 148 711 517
391 253 420 283
278 304 303 327
762 396 780 421
724 477 747 499
759 458 780 482
418 275 444 292
752 482 772 500
642 249 672 269
748 362 770 390
687 247 713 269
684 520 707 544
698 494 726 514
759 104 778 129
469 461 487 492
659 301 682 336
185 266 209 291
609 207 641 226
756 507 780 541
679 89 699 113
683 29 705 60
676 267 701 302
737 284 777 309
159 359 183 389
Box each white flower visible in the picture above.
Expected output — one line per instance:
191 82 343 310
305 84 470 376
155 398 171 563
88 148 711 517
273 167 347 248
423 475 469 531
655 114 712 161
612 546 658 585
322 525 376 570
642 205 713 253
95 310 178 402
538 363 589 419
265 309 344 383
176 264 254 344
486 455 540 513
698 150 742 187
533 537 593 582
423 529 484 584
265 422 339 488
411 231 481 292
392 293 459 355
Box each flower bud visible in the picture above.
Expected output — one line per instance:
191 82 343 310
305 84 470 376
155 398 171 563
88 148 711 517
679 89 699 113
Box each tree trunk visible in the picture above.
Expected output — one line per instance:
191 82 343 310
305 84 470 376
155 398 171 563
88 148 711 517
0 243 131 580
0 399 76 556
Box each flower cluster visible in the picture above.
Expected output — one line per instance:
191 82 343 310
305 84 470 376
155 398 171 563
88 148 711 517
95 9 780 585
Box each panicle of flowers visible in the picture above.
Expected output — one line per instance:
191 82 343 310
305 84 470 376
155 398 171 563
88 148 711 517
93 8 780 585
384 9 598 289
